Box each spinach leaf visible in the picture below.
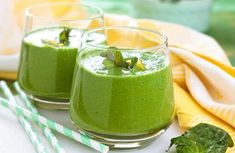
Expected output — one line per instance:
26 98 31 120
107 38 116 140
168 123 234 153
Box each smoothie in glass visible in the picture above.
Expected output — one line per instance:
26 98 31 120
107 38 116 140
70 26 174 150
17 3 104 109
18 27 80 100
70 50 174 134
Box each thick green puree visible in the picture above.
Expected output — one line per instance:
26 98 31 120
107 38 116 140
70 50 174 135
18 27 82 99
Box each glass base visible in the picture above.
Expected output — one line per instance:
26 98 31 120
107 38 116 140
72 122 168 150
29 95 69 110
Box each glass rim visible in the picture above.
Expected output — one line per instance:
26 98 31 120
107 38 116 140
81 26 168 52
25 2 104 21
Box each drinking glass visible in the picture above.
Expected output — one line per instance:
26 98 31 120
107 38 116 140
70 26 175 150
17 3 104 109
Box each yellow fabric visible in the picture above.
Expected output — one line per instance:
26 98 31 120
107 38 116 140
0 72 17 80
1 3 235 152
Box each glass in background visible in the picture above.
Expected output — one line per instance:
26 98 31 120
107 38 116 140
17 3 104 109
131 0 213 32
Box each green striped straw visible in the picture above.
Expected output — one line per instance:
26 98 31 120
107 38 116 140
0 96 109 153
0 81 47 153
13 82 66 153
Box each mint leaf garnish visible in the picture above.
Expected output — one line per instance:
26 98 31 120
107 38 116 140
114 51 123 67
168 123 234 153
41 27 71 47
130 57 138 68
100 47 146 70
59 27 71 45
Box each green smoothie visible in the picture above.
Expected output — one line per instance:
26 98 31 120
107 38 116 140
70 49 174 135
18 27 82 100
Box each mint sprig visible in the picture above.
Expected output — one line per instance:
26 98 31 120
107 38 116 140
100 47 145 70
59 27 71 45
41 27 72 47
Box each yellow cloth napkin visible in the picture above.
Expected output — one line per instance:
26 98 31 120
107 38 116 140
1 3 235 152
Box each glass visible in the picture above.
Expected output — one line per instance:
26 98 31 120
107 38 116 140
70 26 175 150
17 3 104 109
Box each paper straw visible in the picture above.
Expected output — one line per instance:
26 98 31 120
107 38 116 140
0 96 109 153
0 81 47 153
13 82 66 153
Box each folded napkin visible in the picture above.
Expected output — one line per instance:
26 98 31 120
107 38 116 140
1 1 235 152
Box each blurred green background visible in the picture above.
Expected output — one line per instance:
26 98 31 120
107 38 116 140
208 0 235 65
86 0 235 65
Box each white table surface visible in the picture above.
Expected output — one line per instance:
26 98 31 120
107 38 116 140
0 98 183 153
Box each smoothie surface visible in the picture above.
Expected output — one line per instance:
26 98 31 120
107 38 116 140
23 27 82 48
81 50 168 76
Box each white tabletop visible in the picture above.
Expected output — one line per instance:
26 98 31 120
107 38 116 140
0 100 182 153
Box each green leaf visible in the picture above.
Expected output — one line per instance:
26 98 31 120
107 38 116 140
168 123 234 153
122 60 130 69
114 51 123 67
170 136 201 153
108 46 118 50
100 46 146 71
59 27 71 45
130 57 138 68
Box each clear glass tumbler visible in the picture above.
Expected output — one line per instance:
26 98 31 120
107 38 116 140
17 3 104 109
70 26 175 150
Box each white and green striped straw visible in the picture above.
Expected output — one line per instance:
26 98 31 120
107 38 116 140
0 81 47 153
0 96 109 153
13 82 66 153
